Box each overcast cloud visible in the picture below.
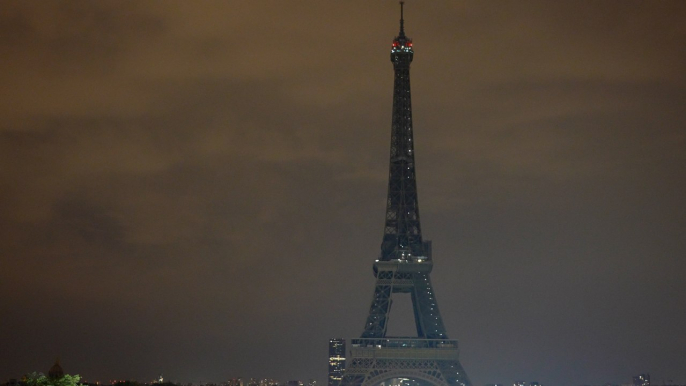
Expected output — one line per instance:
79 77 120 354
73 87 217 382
1 2 685 385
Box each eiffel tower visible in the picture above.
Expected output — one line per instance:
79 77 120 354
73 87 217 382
338 4 472 386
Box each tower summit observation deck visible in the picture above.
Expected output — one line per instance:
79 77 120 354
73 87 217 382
337 3 472 386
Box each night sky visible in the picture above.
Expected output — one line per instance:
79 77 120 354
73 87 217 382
1 2 685 386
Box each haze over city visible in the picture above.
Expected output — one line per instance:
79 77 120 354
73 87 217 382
1 2 685 386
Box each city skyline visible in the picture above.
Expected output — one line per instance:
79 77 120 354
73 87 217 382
1 1 685 386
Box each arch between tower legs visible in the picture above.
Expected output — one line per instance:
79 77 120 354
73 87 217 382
340 357 470 386
365 368 447 386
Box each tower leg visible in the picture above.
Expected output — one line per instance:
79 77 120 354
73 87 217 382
362 271 394 338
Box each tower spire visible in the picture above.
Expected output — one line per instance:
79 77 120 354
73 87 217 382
384 0 417 261
399 1 405 37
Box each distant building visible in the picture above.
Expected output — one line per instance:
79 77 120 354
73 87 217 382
328 338 346 386
228 378 243 386
49 359 65 379
259 379 279 386
633 374 650 386
513 382 525 386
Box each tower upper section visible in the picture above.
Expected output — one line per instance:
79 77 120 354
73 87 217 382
391 2 414 66
380 2 426 262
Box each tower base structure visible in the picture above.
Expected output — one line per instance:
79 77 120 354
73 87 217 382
339 339 471 386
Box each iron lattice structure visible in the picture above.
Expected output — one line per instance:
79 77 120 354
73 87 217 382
338 4 471 386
